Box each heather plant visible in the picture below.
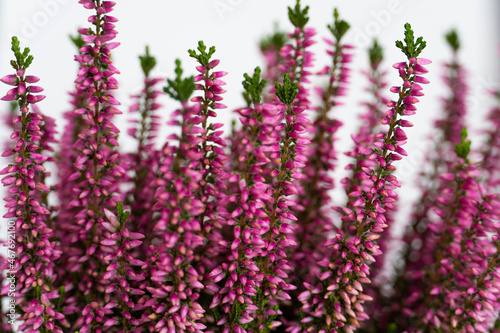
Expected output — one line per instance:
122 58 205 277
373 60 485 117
1 1 499 333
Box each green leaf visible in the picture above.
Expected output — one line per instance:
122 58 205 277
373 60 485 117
242 90 251 107
455 127 471 160
242 67 267 106
387 323 398 333
115 202 130 224
164 59 195 103
395 23 427 59
9 101 17 113
368 39 384 68
288 0 309 29
56 286 66 310
21 47 30 59
25 55 34 69
260 24 288 52
10 60 18 71
11 36 21 58
117 201 124 217
445 29 460 52
10 36 35 70
70 32 86 49
212 307 221 322
274 73 298 106
328 8 350 42
139 45 157 78
188 40 216 68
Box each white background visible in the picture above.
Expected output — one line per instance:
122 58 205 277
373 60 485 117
0 0 498 330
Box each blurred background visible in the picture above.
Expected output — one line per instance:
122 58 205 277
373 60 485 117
0 0 498 232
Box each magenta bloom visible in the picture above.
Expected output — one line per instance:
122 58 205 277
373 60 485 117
0 37 64 332
126 48 164 250
295 24 431 332
147 44 230 332
211 73 282 327
59 1 127 329
401 149 500 331
292 10 353 298
98 205 149 330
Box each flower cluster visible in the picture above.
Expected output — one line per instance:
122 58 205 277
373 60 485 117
57 0 127 329
1 1 499 333
126 46 164 245
210 68 280 330
341 39 388 227
55 34 89 242
396 129 500 331
277 0 315 109
293 24 431 332
0 37 64 332
339 40 394 327
99 204 148 331
292 8 352 292
387 31 473 329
